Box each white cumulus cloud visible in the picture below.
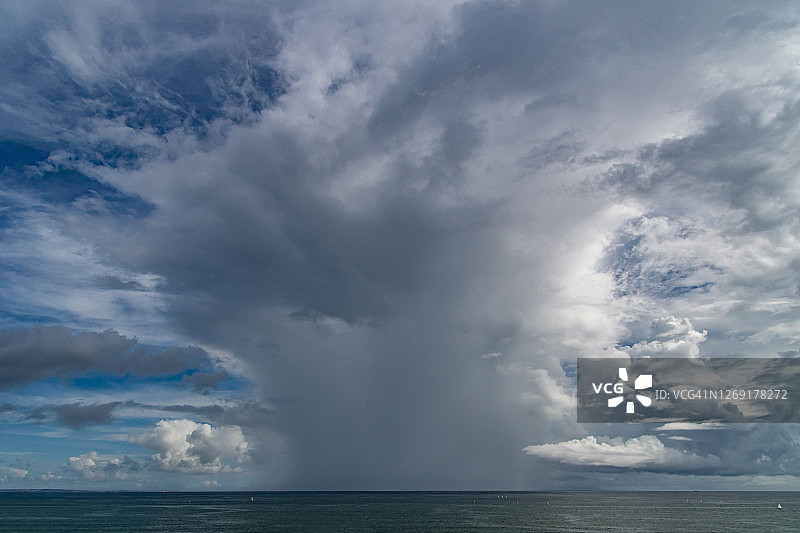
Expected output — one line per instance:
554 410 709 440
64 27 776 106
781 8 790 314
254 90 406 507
523 435 716 472
0 465 28 482
656 422 729 431
65 451 137 480
516 367 575 421
623 316 708 358
133 419 250 474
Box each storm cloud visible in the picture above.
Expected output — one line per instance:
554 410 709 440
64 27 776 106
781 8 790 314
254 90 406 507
1 1 799 489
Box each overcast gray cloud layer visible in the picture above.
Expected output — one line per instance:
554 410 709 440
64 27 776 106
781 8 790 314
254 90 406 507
1 1 800 489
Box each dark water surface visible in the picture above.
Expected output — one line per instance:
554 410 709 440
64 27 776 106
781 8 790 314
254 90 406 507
0 491 797 532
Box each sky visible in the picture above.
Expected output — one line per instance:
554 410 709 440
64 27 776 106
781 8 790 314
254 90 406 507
0 0 799 490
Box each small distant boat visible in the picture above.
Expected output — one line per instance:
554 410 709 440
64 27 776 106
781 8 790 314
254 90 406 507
251 497 255 502
778 503 783 510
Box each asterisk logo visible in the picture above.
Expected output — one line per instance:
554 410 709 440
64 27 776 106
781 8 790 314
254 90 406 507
608 368 652 414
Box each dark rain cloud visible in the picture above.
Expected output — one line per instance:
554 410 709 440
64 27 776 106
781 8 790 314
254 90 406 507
0 326 226 390
124 399 272 428
1 0 800 490
90 2 800 488
22 401 121 428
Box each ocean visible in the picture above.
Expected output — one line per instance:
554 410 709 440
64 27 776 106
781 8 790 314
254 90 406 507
0 491 796 532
